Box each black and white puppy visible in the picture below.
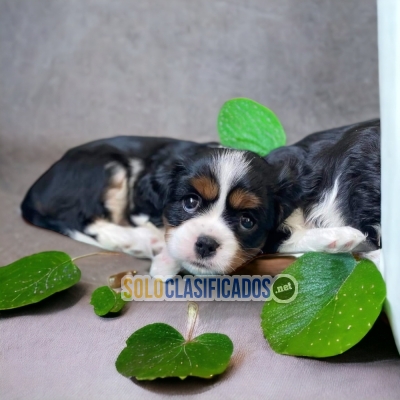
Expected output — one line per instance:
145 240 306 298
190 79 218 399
21 119 381 276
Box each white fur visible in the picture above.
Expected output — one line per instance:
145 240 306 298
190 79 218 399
69 219 164 259
131 213 150 226
166 150 250 275
279 226 367 253
210 150 250 216
281 208 307 232
306 178 345 228
357 249 383 274
149 246 181 279
70 217 177 278
167 215 239 274
68 230 101 247
278 179 368 253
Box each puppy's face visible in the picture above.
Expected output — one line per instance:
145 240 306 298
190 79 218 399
163 149 274 275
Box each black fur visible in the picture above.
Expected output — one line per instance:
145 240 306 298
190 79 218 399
263 119 380 251
21 136 212 232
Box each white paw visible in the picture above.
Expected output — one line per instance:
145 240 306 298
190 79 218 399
86 220 165 259
314 227 367 253
279 227 367 253
150 247 181 279
120 226 165 258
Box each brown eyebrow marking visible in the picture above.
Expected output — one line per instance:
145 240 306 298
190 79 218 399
229 189 261 209
190 176 219 201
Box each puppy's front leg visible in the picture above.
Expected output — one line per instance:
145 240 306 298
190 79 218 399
82 219 164 258
279 226 367 254
149 245 181 278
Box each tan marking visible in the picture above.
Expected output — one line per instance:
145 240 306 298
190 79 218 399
163 216 173 244
164 225 176 244
190 176 219 201
229 189 261 209
104 165 128 225
229 247 260 271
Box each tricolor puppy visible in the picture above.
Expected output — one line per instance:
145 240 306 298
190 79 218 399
21 119 381 276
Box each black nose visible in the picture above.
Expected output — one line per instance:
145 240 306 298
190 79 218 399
195 236 220 258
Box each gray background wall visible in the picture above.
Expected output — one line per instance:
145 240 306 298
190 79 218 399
0 0 378 195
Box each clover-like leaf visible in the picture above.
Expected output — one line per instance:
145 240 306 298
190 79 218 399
0 251 81 310
116 303 233 380
116 323 233 380
90 286 125 316
217 98 286 156
261 253 386 357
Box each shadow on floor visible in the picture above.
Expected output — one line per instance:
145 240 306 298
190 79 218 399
131 365 232 396
319 314 399 363
0 283 87 318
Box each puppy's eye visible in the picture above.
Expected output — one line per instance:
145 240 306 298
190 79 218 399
182 195 201 213
240 214 256 230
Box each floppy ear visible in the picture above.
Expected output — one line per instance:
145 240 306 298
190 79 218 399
264 150 304 227
272 168 299 223
260 159 303 254
133 161 185 224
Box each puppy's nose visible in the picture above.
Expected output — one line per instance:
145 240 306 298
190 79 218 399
195 236 220 258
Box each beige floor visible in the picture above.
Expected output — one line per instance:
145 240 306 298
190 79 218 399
1 129 400 400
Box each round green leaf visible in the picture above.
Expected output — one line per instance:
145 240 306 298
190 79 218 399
116 323 234 380
217 98 286 156
261 253 386 357
90 286 125 316
110 296 125 313
0 251 81 310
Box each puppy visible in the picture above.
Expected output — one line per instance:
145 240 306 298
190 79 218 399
21 119 380 276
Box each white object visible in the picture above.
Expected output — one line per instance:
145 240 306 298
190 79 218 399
378 0 400 353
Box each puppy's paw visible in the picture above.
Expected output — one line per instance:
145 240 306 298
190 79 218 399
150 247 181 279
108 225 165 258
120 226 165 259
279 227 367 253
84 220 165 258
319 227 367 253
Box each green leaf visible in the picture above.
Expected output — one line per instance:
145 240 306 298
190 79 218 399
90 286 125 316
261 253 386 357
217 98 286 156
0 251 81 310
116 323 234 380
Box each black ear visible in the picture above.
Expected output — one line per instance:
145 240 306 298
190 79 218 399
133 161 185 224
259 160 303 254
267 161 303 227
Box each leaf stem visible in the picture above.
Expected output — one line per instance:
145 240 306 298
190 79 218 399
186 302 199 342
72 252 121 262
